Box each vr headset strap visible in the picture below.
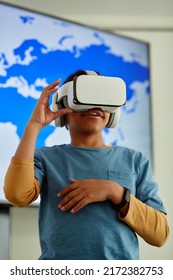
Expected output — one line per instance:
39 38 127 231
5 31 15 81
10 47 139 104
84 70 98 76
57 82 71 100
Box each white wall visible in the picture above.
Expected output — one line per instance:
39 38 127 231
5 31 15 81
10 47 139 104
1 0 172 260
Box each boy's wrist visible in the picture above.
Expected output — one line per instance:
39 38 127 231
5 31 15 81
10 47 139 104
26 120 43 134
108 181 126 206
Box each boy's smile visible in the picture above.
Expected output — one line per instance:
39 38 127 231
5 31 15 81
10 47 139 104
80 109 104 119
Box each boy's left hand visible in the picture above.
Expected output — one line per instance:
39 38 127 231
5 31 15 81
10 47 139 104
57 178 124 213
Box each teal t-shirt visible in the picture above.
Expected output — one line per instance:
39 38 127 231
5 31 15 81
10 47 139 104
34 144 166 260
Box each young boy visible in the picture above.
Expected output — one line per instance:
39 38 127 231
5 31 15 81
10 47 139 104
4 70 169 260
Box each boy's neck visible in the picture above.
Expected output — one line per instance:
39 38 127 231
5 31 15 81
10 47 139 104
70 135 106 149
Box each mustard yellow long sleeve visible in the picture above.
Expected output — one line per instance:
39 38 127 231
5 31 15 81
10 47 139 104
4 157 40 207
119 195 170 247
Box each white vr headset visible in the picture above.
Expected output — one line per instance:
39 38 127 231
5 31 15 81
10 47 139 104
52 70 126 128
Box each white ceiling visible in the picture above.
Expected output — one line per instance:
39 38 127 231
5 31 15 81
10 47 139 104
1 0 173 17
1 0 173 30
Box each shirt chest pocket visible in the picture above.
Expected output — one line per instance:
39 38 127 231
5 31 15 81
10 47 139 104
108 171 136 196
75 168 109 181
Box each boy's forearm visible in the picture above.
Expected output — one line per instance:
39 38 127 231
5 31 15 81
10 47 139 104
4 121 41 206
14 121 41 161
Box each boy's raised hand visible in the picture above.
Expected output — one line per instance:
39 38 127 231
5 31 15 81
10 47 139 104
29 79 72 131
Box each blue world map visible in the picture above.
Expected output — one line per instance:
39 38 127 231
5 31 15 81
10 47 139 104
0 39 149 147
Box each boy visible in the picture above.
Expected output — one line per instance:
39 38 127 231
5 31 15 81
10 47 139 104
4 70 169 259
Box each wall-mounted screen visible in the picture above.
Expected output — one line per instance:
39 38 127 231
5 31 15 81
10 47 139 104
0 2 152 205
